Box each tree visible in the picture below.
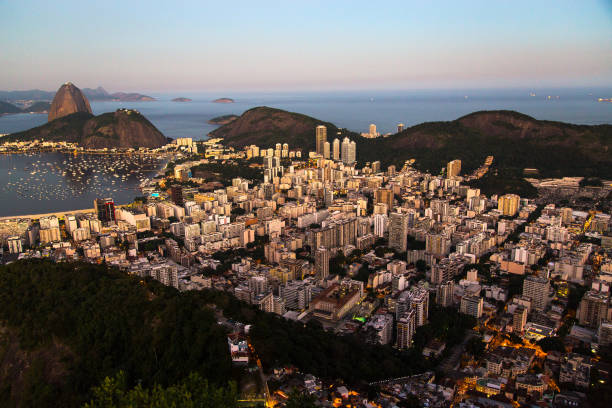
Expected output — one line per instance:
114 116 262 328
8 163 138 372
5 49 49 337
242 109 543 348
230 207 246 217
465 336 486 358
354 262 371 283
84 371 237 408
285 389 317 408
537 336 566 353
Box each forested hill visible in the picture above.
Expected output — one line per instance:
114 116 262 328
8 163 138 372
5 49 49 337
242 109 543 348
208 106 353 151
371 110 612 177
0 260 232 407
211 107 612 178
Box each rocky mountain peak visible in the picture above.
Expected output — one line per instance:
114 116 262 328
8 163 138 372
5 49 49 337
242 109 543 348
48 82 92 122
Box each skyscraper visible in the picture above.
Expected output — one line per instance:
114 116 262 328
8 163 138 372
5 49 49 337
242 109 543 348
332 138 340 160
446 159 462 178
323 141 330 159
315 125 327 155
388 212 409 252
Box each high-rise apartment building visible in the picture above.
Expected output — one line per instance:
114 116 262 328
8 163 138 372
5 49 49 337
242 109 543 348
513 305 528 333
332 138 340 160
447 159 462 178
577 290 609 328
249 275 269 298
426 233 451 257
409 287 429 327
323 141 330 159
374 188 394 211
348 140 356 164
7 236 22 254
94 198 116 223
374 213 387 238
598 320 612 346
369 123 377 137
388 212 409 252
460 295 483 319
436 280 455 307
371 161 381 173
396 309 416 350
316 125 327 155
498 194 521 217
341 138 356 164
170 185 184 206
315 247 330 279
522 275 550 311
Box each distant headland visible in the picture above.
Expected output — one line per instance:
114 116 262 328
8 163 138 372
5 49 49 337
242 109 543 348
207 114 239 125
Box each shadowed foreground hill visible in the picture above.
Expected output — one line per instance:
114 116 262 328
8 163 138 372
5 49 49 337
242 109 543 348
212 107 612 177
0 260 232 407
5 109 168 149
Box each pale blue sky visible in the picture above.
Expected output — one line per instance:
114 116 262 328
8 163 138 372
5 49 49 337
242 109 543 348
1 0 611 91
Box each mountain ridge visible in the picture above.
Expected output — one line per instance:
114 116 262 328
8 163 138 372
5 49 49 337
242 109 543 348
0 87 155 103
211 107 612 178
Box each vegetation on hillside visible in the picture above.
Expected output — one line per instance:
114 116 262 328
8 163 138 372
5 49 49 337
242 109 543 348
466 168 539 198
84 371 237 408
0 260 231 407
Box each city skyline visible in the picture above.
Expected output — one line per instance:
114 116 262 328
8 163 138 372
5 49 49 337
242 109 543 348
1 0 611 91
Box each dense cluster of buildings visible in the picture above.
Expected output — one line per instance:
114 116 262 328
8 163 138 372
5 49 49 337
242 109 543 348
2 126 612 407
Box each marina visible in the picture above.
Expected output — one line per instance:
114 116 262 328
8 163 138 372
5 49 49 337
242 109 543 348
0 151 167 217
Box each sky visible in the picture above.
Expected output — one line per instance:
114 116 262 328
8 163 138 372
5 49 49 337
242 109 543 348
1 0 611 92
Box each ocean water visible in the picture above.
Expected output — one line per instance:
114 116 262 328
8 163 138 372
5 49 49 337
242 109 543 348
1 88 611 139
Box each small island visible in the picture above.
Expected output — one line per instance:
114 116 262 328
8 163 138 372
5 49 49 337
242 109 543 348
207 114 239 125
212 97 234 103
172 97 192 102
